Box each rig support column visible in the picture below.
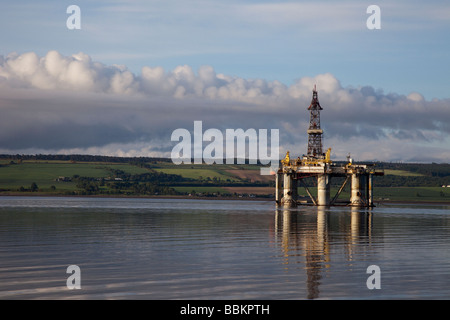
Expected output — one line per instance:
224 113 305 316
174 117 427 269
275 171 283 205
281 173 297 207
317 174 330 206
350 173 364 206
368 173 374 207
292 176 298 202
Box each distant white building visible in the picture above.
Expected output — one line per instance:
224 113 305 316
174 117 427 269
57 176 71 182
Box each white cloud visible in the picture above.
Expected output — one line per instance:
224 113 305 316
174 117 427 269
407 92 424 102
0 50 449 162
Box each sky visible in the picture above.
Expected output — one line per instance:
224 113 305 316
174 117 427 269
0 0 449 162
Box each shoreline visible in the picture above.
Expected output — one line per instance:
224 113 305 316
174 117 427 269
1 193 450 205
0 192 270 201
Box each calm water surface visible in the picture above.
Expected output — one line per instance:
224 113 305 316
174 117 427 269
0 196 449 299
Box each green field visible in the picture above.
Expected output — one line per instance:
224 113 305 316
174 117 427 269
0 159 265 195
384 169 424 177
374 186 450 202
0 157 449 202
0 161 150 192
152 163 263 182
154 167 236 181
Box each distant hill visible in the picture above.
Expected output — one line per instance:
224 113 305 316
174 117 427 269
0 154 449 202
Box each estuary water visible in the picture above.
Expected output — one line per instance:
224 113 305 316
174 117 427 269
0 196 449 300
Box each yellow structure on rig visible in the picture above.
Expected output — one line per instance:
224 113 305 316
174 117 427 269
281 147 332 167
281 151 290 166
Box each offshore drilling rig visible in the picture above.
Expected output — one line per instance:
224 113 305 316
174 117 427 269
275 85 383 207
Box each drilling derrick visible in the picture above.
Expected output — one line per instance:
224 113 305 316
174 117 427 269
307 85 323 159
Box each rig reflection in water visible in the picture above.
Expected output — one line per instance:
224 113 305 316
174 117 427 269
273 207 374 299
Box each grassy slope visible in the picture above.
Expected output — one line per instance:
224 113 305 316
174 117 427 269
0 161 150 192
383 169 424 177
0 159 449 202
